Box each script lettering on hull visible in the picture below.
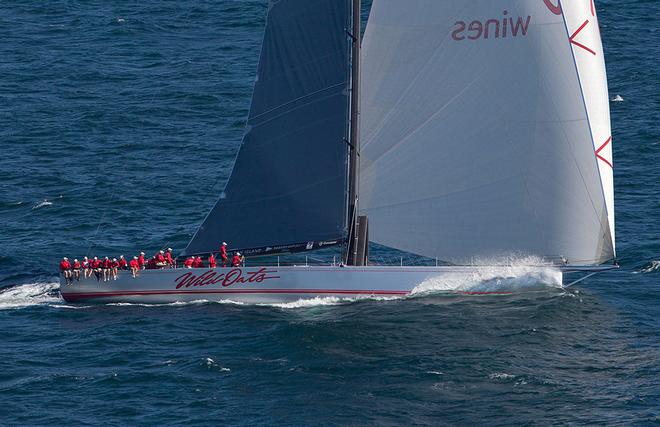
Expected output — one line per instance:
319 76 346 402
174 268 280 289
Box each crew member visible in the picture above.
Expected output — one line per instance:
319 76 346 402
82 256 90 278
72 258 81 282
208 253 216 268
231 252 242 267
118 255 128 270
111 258 120 280
220 242 228 267
165 248 175 268
138 252 146 270
60 257 72 285
155 250 166 269
147 256 157 269
129 256 140 278
183 256 194 268
103 257 111 281
193 256 203 268
92 257 102 281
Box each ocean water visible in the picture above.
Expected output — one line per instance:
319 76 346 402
1 0 658 425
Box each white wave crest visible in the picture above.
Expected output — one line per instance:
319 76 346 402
32 199 53 210
0 282 61 310
266 294 399 309
611 94 624 102
635 260 660 274
411 262 562 296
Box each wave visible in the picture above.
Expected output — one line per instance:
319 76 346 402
0 282 61 310
410 263 562 296
611 94 624 102
31 199 53 210
634 260 660 274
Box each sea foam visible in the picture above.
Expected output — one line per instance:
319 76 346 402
0 282 61 310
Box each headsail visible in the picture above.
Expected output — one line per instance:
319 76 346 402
184 0 353 257
359 0 614 265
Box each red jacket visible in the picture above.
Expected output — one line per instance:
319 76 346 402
193 257 203 268
232 255 241 267
73 261 81 269
156 253 165 263
118 258 127 268
183 257 194 268
220 246 228 260
129 259 139 269
59 260 71 271
111 260 120 268
138 255 145 267
165 252 174 265
92 259 101 268
103 259 111 269
208 255 216 268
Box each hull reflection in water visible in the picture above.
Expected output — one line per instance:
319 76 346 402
59 265 566 304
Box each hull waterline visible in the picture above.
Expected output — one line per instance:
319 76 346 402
59 265 567 304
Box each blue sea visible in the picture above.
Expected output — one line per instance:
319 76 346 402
1 1 658 425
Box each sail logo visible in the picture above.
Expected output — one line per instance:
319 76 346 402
452 11 531 41
174 268 280 289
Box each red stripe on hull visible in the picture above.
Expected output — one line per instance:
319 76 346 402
61 289 512 302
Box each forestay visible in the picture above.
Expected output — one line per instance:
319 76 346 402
359 0 614 265
184 0 353 257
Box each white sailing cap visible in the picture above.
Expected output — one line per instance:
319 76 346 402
236 252 241 256
133 256 138 259
222 242 227 246
167 248 172 251
140 252 145 255
63 257 68 260
159 250 164 254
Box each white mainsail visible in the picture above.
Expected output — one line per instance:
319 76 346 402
561 0 615 253
359 0 614 265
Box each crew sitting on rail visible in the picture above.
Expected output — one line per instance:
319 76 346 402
232 252 243 267
138 252 146 270
208 253 216 268
72 259 81 282
192 256 202 268
111 258 120 280
60 257 72 285
118 255 128 270
82 257 91 278
130 256 140 278
103 257 112 281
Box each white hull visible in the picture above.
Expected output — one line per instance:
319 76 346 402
59 265 572 304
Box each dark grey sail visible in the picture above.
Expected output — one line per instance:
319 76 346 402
183 0 353 257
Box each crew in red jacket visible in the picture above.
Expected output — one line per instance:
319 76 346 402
208 253 217 268
165 248 175 268
155 250 166 268
129 256 140 278
232 252 243 267
103 257 112 281
147 256 157 269
183 257 194 268
118 255 128 270
193 256 203 268
111 258 120 280
60 257 72 285
72 258 81 282
138 252 146 270
220 242 228 267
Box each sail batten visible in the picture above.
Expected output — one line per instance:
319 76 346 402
183 0 353 257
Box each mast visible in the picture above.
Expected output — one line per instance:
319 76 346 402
346 0 364 266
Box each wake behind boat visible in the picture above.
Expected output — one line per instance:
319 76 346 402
60 0 617 304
